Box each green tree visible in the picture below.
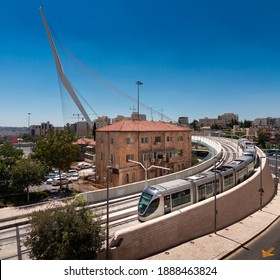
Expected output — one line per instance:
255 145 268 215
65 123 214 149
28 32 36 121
190 119 200 130
32 128 79 187
10 158 48 202
257 131 268 149
0 142 23 193
24 198 104 259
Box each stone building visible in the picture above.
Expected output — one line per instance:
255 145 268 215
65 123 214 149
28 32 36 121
95 119 192 187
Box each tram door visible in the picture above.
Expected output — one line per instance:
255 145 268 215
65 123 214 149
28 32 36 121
164 195 171 214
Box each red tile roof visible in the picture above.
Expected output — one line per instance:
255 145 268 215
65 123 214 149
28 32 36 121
73 138 96 145
97 119 191 132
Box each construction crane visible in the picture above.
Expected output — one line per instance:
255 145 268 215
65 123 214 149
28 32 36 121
39 6 93 129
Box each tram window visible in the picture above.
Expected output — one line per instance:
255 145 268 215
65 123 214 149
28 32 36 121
144 198 160 216
138 192 153 214
171 189 191 207
198 185 206 201
206 182 213 195
224 174 233 186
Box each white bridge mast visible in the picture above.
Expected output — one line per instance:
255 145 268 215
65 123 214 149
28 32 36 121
39 6 93 129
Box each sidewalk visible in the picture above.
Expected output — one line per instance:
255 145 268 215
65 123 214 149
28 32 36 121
147 185 280 260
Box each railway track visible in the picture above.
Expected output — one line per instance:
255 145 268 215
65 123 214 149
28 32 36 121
0 142 236 260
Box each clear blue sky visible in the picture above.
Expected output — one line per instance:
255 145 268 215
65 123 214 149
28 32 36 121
1 0 280 127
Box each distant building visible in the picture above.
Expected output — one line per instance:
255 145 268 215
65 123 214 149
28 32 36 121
0 126 29 137
95 116 111 129
131 112 147 121
254 117 280 128
70 121 90 137
73 138 96 163
217 113 239 126
178 116 189 126
199 117 218 127
30 121 63 137
96 119 192 187
199 113 239 127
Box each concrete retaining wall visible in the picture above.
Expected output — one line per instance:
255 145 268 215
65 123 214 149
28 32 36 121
81 137 222 204
108 150 275 260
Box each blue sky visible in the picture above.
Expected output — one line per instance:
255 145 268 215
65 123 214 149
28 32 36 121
1 0 280 127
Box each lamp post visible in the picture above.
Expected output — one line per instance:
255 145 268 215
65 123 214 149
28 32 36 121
214 158 217 234
106 165 112 260
28 113 31 127
128 159 170 187
259 156 266 211
135 81 143 120
275 151 279 195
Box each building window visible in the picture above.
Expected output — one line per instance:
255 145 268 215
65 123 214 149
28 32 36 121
111 138 114 144
178 150 183 156
178 136 183 141
109 154 114 163
141 137 148 144
126 154 134 162
154 136 161 143
166 136 172 142
126 138 134 144
100 152 103 160
141 153 152 162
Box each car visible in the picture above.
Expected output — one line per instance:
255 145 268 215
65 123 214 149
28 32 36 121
70 173 80 181
51 176 70 186
77 162 92 169
44 171 60 180
67 169 78 176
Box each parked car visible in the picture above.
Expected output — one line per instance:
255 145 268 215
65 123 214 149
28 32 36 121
44 171 60 180
77 162 92 169
70 173 80 181
51 176 70 186
67 169 78 176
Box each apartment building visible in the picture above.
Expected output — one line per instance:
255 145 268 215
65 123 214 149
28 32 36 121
95 119 192 187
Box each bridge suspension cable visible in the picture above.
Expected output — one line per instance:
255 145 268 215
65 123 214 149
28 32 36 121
40 6 177 124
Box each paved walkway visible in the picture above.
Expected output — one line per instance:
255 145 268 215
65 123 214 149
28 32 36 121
147 185 280 260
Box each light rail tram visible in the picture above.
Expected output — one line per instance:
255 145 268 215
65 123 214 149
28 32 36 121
138 145 257 222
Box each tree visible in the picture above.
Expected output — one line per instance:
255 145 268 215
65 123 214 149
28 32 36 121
0 142 23 193
24 198 104 259
257 131 268 149
190 119 200 130
10 158 48 202
32 128 79 188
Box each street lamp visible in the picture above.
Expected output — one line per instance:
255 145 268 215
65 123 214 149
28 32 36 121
106 165 112 260
128 159 170 187
259 156 266 211
213 158 218 234
28 113 31 127
135 81 143 120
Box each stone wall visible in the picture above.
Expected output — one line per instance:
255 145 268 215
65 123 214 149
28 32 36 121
108 155 275 260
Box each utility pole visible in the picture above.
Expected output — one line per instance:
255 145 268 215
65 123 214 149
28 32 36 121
28 113 31 127
135 81 143 120
73 113 81 122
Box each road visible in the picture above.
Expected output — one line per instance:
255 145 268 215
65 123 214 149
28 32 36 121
227 216 280 260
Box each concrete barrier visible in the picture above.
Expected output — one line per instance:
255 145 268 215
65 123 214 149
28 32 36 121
108 149 275 260
80 137 222 204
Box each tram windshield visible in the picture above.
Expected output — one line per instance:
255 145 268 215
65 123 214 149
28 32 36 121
138 191 153 214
